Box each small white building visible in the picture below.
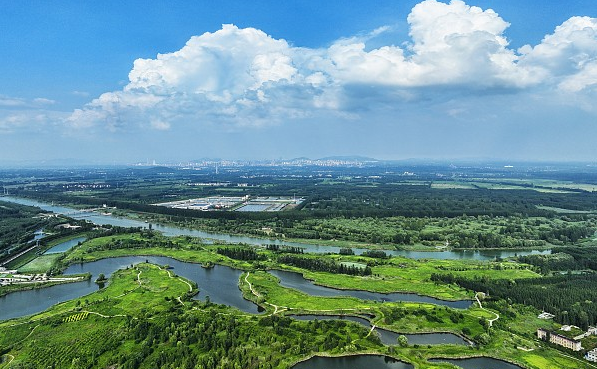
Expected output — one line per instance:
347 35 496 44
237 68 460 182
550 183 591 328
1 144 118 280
538 312 555 319
586 348 597 362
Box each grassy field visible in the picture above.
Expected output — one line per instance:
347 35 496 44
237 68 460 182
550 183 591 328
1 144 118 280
271 253 539 301
2 233 594 368
17 254 62 273
5 232 90 270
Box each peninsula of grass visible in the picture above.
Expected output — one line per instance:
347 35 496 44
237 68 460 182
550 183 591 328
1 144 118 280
2 233 595 368
61 233 540 302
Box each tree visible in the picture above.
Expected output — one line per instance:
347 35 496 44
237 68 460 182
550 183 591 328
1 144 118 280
475 333 491 345
397 335 408 347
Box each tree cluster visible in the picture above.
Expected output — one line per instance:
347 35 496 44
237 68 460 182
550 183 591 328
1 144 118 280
277 255 372 276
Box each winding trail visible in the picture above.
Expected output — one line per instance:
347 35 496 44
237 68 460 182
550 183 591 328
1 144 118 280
244 272 288 315
156 265 193 306
20 324 40 342
1 354 15 367
365 324 377 338
476 292 499 327
82 310 126 319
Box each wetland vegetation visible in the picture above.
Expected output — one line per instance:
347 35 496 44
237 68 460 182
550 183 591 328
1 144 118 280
2 163 597 368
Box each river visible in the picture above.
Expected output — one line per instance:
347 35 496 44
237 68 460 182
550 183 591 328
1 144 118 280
1 196 551 261
269 269 472 309
0 255 260 320
428 357 523 369
293 355 413 369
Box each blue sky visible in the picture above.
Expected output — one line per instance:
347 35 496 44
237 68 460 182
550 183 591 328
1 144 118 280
1 0 597 164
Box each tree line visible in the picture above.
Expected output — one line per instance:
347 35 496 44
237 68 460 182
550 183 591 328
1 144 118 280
277 254 372 276
431 273 597 330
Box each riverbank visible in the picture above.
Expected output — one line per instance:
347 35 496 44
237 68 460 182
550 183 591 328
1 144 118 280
0 248 592 368
0 196 563 262
0 273 90 297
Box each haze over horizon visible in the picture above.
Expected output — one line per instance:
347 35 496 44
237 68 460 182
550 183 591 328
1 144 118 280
2 0 597 164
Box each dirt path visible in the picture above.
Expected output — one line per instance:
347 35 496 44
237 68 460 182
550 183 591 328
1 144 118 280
476 292 499 327
1 354 15 367
244 272 288 315
156 265 193 305
82 310 126 319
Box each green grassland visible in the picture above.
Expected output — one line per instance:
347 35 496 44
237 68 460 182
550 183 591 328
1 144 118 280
6 232 91 271
1 260 589 369
16 254 62 273
1 232 595 368
269 253 538 301
0 262 381 369
62 233 539 301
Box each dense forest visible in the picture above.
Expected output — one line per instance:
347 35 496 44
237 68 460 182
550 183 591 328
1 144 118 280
431 273 597 330
3 307 376 369
172 214 596 248
277 254 372 276
518 247 597 273
15 184 597 218
0 201 55 261
217 247 264 261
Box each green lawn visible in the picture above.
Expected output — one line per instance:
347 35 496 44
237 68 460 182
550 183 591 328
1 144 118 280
18 254 62 273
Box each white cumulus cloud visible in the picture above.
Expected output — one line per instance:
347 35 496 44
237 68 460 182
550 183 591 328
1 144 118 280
65 0 597 132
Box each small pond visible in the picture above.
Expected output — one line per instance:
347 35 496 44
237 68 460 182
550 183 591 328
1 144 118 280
429 357 523 369
293 355 413 369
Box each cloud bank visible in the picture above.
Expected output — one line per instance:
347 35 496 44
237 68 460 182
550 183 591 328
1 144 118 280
53 0 597 132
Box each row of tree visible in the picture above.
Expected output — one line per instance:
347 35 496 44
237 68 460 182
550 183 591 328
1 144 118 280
277 255 372 276
216 247 263 261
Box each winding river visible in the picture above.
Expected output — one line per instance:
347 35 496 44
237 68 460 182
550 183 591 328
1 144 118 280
0 256 260 320
0 256 472 320
1 196 551 261
269 269 472 309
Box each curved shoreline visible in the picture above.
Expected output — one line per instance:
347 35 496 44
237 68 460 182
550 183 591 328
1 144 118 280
269 267 473 304
428 354 528 369
289 351 413 369
0 274 90 298
286 312 474 345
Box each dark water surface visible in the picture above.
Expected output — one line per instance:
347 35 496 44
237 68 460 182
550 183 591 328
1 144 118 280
0 256 259 320
2 197 551 261
293 355 413 369
269 269 472 309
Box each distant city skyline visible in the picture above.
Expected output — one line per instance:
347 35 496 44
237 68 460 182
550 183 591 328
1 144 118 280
1 0 597 164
